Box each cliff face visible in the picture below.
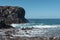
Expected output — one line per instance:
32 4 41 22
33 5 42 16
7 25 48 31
0 6 28 28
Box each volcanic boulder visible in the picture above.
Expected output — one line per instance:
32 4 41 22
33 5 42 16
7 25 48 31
0 6 28 28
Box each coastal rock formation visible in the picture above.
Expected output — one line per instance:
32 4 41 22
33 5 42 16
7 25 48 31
0 6 28 28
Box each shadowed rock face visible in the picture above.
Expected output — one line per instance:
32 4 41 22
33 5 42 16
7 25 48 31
0 6 28 28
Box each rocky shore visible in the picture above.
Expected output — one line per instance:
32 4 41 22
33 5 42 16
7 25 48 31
0 6 60 40
0 28 60 40
0 6 29 40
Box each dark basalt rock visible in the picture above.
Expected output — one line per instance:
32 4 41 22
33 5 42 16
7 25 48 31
0 6 28 28
0 21 13 29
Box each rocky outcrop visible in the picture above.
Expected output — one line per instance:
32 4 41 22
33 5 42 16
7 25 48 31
0 6 28 28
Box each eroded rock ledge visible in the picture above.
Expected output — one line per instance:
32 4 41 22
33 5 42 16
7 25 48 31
0 6 28 28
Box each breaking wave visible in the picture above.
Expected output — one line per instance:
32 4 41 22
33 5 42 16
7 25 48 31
10 23 60 37
11 23 60 28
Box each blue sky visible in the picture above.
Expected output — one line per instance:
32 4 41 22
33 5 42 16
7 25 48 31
0 0 60 19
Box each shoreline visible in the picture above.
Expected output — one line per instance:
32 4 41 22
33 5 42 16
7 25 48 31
0 28 60 40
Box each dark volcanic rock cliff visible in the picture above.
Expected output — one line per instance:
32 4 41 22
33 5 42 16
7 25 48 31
0 6 28 28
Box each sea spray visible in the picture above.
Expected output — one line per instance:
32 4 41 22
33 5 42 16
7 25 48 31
9 19 60 40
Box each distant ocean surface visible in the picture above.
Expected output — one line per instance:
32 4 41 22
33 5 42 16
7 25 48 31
11 19 60 37
28 19 60 25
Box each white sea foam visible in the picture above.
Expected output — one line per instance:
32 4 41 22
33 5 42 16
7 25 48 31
10 23 60 37
32 25 60 28
11 23 60 28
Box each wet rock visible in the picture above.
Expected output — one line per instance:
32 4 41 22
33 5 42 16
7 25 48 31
0 21 13 29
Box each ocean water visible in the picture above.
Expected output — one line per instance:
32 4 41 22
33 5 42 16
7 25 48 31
11 19 60 28
28 19 60 25
11 19 60 37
